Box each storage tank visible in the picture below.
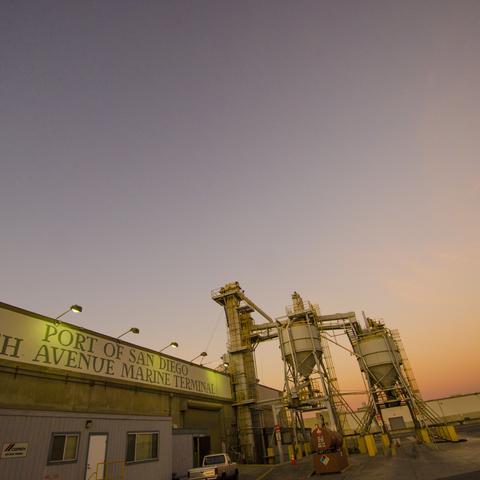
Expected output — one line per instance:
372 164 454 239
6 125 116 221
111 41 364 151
280 321 322 378
354 332 401 390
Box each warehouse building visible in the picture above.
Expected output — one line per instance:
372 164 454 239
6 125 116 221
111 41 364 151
0 302 235 480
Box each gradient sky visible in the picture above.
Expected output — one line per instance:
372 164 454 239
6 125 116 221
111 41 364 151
1 1 479 405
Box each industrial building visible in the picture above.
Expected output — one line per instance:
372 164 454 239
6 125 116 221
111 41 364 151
211 282 463 462
1 281 474 478
0 301 235 480
0 409 172 480
304 391 480 434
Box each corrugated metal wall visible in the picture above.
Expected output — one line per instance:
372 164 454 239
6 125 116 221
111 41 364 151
172 433 193 478
0 409 172 480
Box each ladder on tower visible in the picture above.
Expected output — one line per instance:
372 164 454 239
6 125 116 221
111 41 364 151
391 329 422 399
319 334 350 431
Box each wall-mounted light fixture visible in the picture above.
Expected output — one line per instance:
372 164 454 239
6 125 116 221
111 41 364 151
117 327 140 339
190 352 207 364
159 341 179 353
55 305 83 325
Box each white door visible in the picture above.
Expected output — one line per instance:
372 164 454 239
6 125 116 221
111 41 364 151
85 434 107 480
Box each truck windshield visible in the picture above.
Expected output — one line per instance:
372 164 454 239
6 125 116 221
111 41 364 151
204 455 225 465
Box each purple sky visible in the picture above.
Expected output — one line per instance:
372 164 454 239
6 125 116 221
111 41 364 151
1 1 479 400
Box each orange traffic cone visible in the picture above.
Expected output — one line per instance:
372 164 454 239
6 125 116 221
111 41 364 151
290 455 296 465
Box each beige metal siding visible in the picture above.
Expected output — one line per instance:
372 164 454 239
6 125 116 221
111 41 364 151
172 433 194 478
0 410 172 480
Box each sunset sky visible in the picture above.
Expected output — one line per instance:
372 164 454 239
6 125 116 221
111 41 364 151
1 1 479 405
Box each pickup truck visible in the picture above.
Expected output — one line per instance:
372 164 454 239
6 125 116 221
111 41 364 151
188 453 239 480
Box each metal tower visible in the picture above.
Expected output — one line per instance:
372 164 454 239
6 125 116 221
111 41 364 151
348 316 455 442
278 293 342 435
211 282 265 463
212 284 364 462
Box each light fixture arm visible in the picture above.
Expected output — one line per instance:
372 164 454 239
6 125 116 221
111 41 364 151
55 309 71 321
190 352 207 363
54 305 83 324
117 327 140 339
159 341 179 353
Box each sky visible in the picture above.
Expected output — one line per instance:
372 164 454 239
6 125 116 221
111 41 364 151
1 1 479 405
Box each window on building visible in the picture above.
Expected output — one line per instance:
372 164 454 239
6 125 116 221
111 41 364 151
48 433 80 463
126 432 158 463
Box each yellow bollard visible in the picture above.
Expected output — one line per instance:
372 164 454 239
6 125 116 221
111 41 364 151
288 444 295 462
416 428 431 444
358 435 367 454
267 447 274 464
381 434 390 456
364 434 377 457
391 442 397 456
295 443 303 459
446 425 458 442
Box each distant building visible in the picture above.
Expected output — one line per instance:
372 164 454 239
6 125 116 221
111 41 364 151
303 392 480 434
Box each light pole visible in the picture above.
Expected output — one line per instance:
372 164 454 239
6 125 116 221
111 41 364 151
117 327 140 339
159 341 179 353
55 305 83 325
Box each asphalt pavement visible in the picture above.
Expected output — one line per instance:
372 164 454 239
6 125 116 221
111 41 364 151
237 422 480 480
